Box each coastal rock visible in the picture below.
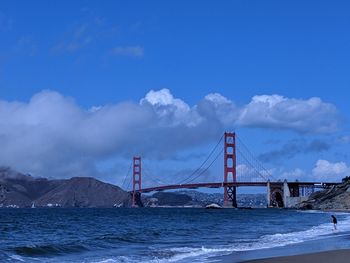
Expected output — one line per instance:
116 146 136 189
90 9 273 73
296 181 350 210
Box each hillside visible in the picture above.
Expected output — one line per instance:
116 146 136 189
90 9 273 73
142 190 267 207
151 192 192 206
0 167 130 208
296 180 350 210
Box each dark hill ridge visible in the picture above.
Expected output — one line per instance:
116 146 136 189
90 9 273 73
0 168 130 208
35 177 130 208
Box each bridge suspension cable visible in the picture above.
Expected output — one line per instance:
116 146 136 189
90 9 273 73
176 134 224 185
184 147 223 184
121 163 132 190
236 135 276 181
125 174 132 191
142 159 167 188
124 132 276 192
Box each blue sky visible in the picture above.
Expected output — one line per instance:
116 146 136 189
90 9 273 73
0 1 349 191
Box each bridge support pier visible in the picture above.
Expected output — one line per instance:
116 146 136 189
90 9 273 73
267 180 271 207
225 186 237 208
269 181 316 208
283 179 291 208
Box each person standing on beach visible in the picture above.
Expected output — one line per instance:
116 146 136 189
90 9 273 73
331 215 337 230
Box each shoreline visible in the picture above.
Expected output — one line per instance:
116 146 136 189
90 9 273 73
241 249 350 263
321 209 350 213
296 208 350 213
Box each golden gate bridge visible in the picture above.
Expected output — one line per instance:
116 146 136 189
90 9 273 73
122 132 339 208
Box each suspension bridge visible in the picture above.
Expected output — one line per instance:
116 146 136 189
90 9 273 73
122 132 339 208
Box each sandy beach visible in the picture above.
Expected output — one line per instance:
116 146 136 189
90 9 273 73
242 249 350 263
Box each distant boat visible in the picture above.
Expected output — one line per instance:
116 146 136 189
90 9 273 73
31 202 35 208
205 203 222 209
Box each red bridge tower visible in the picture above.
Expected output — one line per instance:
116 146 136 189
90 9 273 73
223 132 237 207
132 156 142 207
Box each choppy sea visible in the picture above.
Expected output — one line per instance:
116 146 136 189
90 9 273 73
1 208 350 262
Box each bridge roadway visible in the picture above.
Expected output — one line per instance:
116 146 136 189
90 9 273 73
135 181 337 193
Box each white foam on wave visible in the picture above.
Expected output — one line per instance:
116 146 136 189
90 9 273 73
233 213 350 251
9 255 25 262
91 247 231 263
298 210 350 216
91 214 350 263
93 259 118 263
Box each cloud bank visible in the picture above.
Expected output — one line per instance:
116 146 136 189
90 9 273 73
259 139 331 163
238 95 339 133
278 160 350 182
0 89 340 179
312 159 350 181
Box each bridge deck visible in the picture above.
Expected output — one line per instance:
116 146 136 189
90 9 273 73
134 181 338 193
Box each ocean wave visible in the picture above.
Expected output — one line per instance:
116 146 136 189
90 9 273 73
90 214 350 263
7 211 350 263
254 214 350 249
219 213 350 253
8 254 25 262
96 234 141 243
95 232 159 244
89 247 232 263
298 210 350 216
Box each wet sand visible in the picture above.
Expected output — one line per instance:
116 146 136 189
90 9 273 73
241 249 350 263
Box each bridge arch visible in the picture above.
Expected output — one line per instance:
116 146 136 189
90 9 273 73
271 189 284 207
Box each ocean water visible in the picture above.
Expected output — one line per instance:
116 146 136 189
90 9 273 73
1 208 350 263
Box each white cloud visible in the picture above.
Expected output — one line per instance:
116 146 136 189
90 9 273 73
0 89 222 178
200 93 239 126
142 89 189 120
281 168 306 181
140 89 204 127
238 95 339 133
236 164 272 182
141 91 339 135
312 159 350 181
0 89 342 180
271 160 349 183
111 46 144 57
205 93 232 105
0 91 151 178
268 159 350 183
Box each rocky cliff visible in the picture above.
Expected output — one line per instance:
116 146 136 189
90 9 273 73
0 167 130 208
296 181 350 210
